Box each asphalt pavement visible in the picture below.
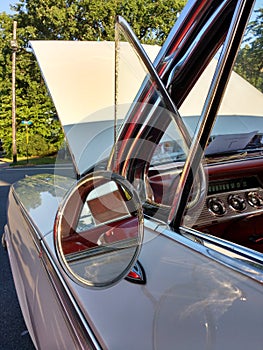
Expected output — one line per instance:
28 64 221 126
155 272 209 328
0 162 75 349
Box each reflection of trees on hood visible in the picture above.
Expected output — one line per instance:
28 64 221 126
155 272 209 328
14 174 73 211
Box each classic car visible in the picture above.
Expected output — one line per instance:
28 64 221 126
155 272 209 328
2 0 263 349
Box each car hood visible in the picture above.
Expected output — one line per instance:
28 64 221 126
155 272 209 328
12 174 75 236
30 40 160 176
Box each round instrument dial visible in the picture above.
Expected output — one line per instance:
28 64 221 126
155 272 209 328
207 197 226 216
228 194 246 212
247 191 263 208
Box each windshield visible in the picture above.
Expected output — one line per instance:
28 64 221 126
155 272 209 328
181 2 263 158
149 2 263 162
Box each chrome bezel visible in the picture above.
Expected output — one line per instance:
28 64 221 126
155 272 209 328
228 194 247 212
55 170 144 289
207 197 227 216
247 191 263 209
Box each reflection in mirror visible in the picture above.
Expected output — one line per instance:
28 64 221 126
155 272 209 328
55 171 143 288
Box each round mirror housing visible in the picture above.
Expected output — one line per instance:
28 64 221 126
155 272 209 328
54 171 144 288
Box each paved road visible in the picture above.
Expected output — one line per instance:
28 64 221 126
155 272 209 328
0 162 75 349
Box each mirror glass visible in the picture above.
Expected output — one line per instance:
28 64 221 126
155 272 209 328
55 171 143 288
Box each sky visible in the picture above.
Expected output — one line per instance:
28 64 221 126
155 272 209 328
0 0 16 14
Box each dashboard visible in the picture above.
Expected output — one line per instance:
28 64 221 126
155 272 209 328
194 157 263 253
148 156 263 253
196 176 263 225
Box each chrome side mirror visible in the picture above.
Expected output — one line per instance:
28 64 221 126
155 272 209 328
54 171 144 288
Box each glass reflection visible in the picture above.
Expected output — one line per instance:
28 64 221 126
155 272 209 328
57 173 143 287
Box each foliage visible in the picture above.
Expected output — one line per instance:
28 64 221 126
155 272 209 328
0 11 63 158
0 0 186 158
13 0 186 44
234 8 263 93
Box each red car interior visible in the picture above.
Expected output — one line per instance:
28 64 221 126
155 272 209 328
62 216 139 255
148 157 263 253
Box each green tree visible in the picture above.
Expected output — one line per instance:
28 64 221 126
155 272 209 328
14 0 185 44
235 8 263 92
0 0 186 159
0 11 63 158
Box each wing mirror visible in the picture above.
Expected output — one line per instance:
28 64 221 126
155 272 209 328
54 171 144 288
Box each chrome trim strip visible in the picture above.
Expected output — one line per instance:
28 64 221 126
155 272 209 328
144 216 167 232
180 226 263 263
11 187 102 350
40 240 103 350
148 219 263 283
12 187 42 252
2 224 9 249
